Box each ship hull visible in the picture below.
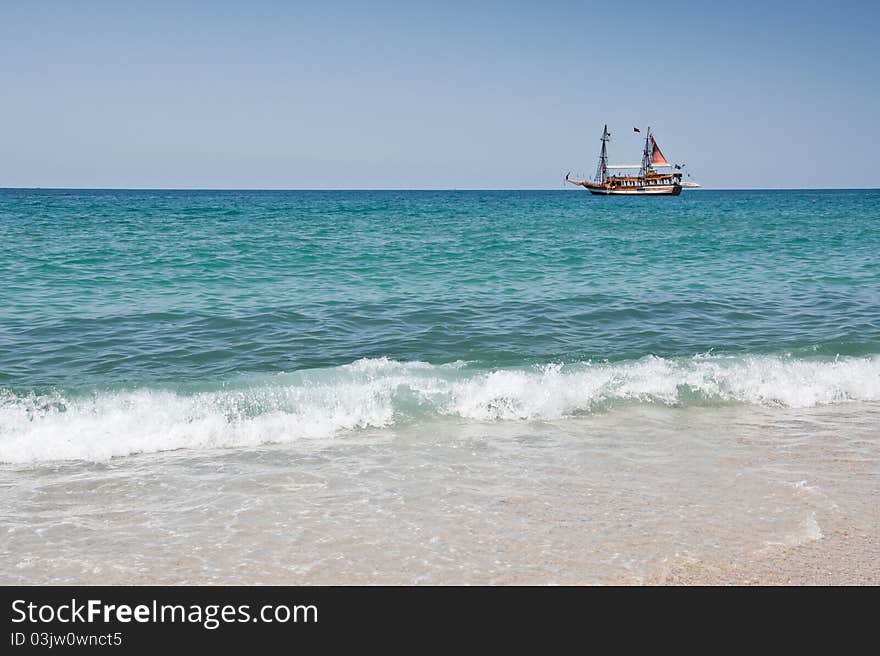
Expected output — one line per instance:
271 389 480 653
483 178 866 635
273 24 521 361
586 184 682 196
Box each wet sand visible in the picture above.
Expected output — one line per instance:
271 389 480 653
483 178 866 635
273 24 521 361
648 531 879 586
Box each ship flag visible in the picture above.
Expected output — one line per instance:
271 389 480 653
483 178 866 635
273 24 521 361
633 127 640 133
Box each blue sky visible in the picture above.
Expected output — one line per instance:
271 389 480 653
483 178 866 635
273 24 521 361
1 1 877 189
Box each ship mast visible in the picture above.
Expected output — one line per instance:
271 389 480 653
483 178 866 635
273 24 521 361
594 124 609 184
640 126 652 179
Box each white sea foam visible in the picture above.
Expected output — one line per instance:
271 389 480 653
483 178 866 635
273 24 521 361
1 354 878 463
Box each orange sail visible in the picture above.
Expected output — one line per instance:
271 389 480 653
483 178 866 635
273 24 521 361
651 137 669 167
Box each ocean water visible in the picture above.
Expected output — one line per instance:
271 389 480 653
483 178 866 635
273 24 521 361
1 188 878 583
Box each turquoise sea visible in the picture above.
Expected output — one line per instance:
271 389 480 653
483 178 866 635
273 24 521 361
1 188 878 583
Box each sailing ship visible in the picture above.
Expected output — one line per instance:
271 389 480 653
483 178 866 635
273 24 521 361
566 125 683 195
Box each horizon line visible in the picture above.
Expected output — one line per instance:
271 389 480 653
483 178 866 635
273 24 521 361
2 186 879 192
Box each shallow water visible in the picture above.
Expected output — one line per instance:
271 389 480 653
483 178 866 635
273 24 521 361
2 404 877 584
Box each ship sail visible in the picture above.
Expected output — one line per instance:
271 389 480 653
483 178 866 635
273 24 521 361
651 137 669 167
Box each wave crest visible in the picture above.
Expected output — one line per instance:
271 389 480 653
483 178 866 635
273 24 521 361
2 354 878 463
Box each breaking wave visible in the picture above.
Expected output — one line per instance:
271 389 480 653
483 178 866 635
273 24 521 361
2 354 879 463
